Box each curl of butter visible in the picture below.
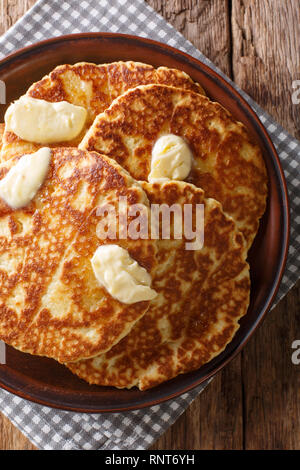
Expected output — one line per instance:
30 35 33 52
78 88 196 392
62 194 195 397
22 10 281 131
5 96 87 144
91 245 157 305
0 147 51 209
148 134 192 183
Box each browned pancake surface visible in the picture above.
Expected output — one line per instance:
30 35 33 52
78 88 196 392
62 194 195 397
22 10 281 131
67 181 250 390
80 84 268 248
0 148 157 362
0 61 204 161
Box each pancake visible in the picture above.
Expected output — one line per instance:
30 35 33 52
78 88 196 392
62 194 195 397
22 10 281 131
67 181 250 390
80 84 268 248
0 62 204 161
0 147 157 363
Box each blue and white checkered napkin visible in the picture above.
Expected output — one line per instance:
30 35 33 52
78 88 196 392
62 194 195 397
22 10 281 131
0 0 299 450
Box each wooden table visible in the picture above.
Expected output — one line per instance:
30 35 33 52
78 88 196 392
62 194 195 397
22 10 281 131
0 0 299 450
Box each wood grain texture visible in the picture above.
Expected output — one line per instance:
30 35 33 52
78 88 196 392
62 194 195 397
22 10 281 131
149 0 244 451
232 0 300 139
0 0 36 35
242 286 300 450
0 0 299 450
0 412 36 450
231 0 300 450
147 0 232 76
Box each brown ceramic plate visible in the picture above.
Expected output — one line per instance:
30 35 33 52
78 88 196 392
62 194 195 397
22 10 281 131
0 33 289 412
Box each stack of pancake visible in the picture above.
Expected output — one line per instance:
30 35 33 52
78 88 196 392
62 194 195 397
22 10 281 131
0 61 267 390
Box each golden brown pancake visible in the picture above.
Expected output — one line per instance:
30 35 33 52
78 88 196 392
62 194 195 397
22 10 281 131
0 62 204 161
0 147 157 363
80 84 268 248
67 181 250 390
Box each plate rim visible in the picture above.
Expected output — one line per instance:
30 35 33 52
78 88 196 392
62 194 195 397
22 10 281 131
0 32 290 413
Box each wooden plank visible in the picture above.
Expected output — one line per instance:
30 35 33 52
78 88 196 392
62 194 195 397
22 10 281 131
147 0 232 76
241 285 300 450
232 0 300 139
0 412 36 450
0 0 36 36
231 0 300 449
149 0 244 450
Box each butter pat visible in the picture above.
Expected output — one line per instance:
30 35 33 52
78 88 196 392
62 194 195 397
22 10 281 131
91 245 157 304
0 147 51 209
5 96 87 144
148 134 192 183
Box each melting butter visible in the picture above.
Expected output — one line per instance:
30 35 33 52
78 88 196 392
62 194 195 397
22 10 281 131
5 96 87 144
148 134 192 183
91 245 157 304
0 147 51 209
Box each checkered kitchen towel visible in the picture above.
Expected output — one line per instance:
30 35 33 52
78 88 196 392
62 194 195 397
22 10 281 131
0 0 299 450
